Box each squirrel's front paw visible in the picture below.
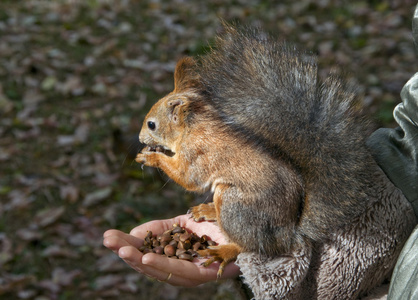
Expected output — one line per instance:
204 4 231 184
135 151 159 167
188 203 217 222
198 243 242 278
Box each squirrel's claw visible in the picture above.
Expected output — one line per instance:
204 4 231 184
198 243 242 278
188 203 217 222
135 153 146 164
200 255 225 278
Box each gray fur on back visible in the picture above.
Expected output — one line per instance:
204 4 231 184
197 25 377 241
236 167 416 299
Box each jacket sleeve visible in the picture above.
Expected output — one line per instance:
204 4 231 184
366 76 418 217
375 69 418 300
366 72 418 217
366 5 418 300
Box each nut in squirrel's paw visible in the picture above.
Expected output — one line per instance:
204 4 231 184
135 145 174 167
135 152 157 167
135 152 147 164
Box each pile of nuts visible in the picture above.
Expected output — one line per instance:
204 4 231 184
138 223 217 261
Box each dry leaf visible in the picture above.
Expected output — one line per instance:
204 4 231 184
60 185 80 203
34 206 66 228
82 187 112 207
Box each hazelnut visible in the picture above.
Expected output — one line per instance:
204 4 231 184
193 242 202 251
178 253 193 261
154 246 164 255
164 244 176 257
172 226 184 234
207 240 217 246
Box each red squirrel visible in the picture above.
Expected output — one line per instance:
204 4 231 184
135 24 416 299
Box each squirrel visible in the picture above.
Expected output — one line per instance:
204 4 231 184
135 24 416 299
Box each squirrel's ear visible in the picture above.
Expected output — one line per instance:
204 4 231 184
167 99 187 124
174 57 199 92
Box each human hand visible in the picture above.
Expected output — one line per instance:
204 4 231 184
103 214 241 286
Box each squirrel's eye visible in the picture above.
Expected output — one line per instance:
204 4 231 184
147 121 156 131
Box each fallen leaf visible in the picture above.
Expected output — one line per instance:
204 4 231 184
51 267 82 286
96 253 127 272
37 279 60 294
40 76 57 91
34 206 66 228
67 232 87 247
16 228 42 241
82 187 112 207
5 190 34 211
57 76 85 96
0 233 12 266
94 274 123 291
41 245 79 258
59 185 80 203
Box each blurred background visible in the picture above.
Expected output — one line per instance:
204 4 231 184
0 0 416 299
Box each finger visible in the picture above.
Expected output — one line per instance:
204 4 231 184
118 246 202 287
103 235 127 253
141 252 227 281
118 244 240 286
129 214 203 237
103 231 143 252
103 229 122 238
129 219 178 238
140 253 208 286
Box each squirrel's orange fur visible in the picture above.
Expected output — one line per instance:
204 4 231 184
137 57 304 276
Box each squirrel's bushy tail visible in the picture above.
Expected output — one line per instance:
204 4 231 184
197 24 375 240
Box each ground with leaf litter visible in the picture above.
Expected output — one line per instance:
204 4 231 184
0 0 416 299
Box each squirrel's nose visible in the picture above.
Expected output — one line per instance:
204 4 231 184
138 130 145 144
138 129 153 146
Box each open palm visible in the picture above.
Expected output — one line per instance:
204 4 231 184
103 214 241 286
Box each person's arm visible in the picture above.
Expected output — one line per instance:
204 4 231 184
366 5 418 300
370 70 418 300
366 6 418 218
366 74 418 218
